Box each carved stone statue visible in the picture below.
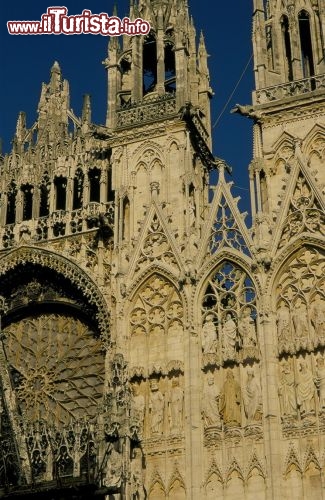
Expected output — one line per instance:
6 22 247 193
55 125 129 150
310 294 325 337
168 378 184 434
296 361 316 415
131 384 145 429
292 299 309 339
238 307 257 348
222 313 238 358
149 380 164 435
202 375 221 427
104 443 122 488
202 314 217 354
278 361 297 417
131 448 145 500
243 368 262 423
315 357 325 411
276 301 290 342
219 370 242 427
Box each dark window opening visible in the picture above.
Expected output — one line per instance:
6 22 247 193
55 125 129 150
89 168 101 202
21 184 33 221
40 172 50 217
281 15 293 82
107 167 114 202
6 181 17 224
143 33 157 95
73 168 84 210
54 177 67 211
164 41 176 93
299 10 315 80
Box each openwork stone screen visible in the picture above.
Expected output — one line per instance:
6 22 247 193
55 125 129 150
4 313 105 427
201 261 258 367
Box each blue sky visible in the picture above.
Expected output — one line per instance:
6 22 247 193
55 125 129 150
0 1 254 215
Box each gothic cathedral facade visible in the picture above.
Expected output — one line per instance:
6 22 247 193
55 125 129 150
0 0 325 498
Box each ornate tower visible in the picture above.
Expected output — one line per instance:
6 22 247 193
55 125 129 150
247 0 325 497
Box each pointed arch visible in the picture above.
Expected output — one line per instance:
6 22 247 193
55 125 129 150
127 271 186 376
196 256 260 367
148 469 166 499
0 246 110 339
167 466 186 499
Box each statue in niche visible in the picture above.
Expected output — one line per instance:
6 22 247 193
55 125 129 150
219 370 242 427
222 313 239 358
243 368 262 423
202 314 217 354
168 378 184 434
202 375 221 427
149 380 164 435
238 307 257 348
292 299 309 340
310 294 325 337
130 448 145 500
296 361 316 416
278 361 297 417
315 357 325 411
276 301 291 342
131 384 145 429
104 443 122 488
188 197 196 227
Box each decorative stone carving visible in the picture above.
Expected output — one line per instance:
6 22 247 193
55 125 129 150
277 301 291 345
129 274 184 371
315 357 325 411
202 375 221 428
243 368 262 423
202 314 217 354
104 443 123 489
296 360 316 417
201 262 258 366
168 378 184 434
276 248 325 355
210 195 251 256
239 307 257 348
279 361 297 418
4 314 104 427
222 313 239 359
310 294 325 338
131 448 145 500
131 383 145 432
135 214 179 272
149 379 164 435
292 298 309 342
219 370 242 427
279 173 325 248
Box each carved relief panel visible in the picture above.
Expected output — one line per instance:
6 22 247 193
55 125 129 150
276 247 325 355
129 274 184 375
